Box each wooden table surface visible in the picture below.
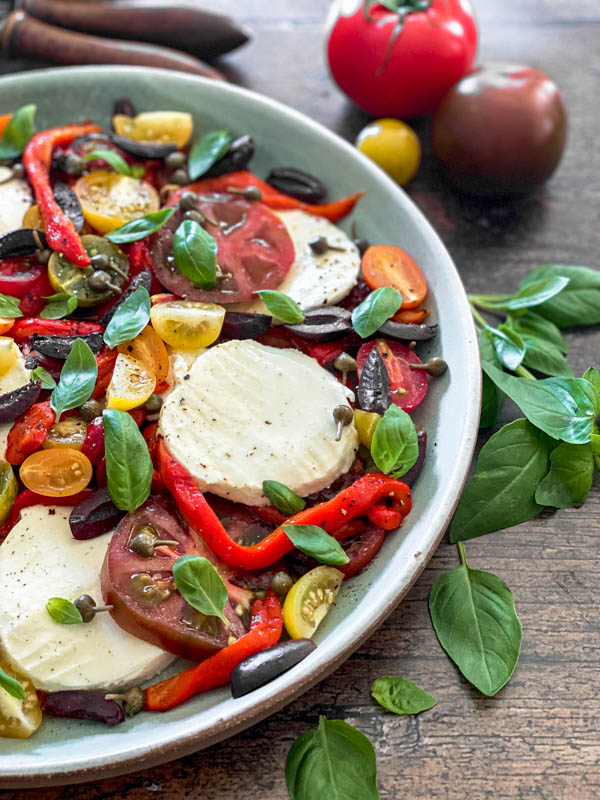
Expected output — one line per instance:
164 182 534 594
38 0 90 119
2 1 599 798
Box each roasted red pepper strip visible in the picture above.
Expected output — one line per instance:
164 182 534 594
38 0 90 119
172 170 364 222
157 440 411 570
23 122 101 266
144 590 283 711
91 348 118 399
0 489 91 540
5 401 56 465
10 318 103 343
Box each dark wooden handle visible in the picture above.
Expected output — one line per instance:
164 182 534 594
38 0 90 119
15 0 250 59
1 11 226 78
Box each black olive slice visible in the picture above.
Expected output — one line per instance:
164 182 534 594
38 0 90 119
283 306 352 342
54 180 85 233
32 332 104 360
205 134 255 178
230 639 317 698
0 228 48 259
109 132 177 160
70 489 125 541
41 691 125 726
376 320 438 342
0 381 41 423
266 167 327 204
357 347 392 414
113 98 137 118
98 269 153 327
221 310 272 340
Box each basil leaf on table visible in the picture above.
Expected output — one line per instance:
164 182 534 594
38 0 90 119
0 294 23 318
450 419 552 543
30 365 57 390
352 287 402 338
520 335 573 378
534 442 594 508
103 286 150 349
582 366 600 396
262 480 306 515
46 597 83 625
172 555 229 624
188 130 232 180
490 325 525 371
283 524 349 566
429 545 522 697
0 104 36 159
102 409 153 513
172 219 218 289
0 667 25 701
83 149 144 178
477 328 505 428
485 275 570 311
39 294 78 320
371 676 436 715
106 207 175 244
286 716 379 800
507 311 567 354
371 404 418 477
255 290 304 324
482 362 598 444
50 337 98 422
518 264 600 328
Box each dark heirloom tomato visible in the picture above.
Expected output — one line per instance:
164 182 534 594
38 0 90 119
150 195 295 303
101 496 249 662
432 64 568 195
356 339 427 413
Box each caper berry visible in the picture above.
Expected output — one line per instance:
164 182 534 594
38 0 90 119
144 393 163 414
409 357 448 377
333 404 354 441
74 594 113 623
129 572 172 606
309 235 328 255
165 151 187 170
11 162 25 180
184 209 206 225
170 168 190 185
90 252 110 270
79 398 103 422
130 524 178 557
64 152 84 177
35 248 52 266
270 571 294 599
178 190 199 212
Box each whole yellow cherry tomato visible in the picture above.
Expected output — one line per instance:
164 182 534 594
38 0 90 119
355 118 421 186
20 449 93 497
74 171 160 234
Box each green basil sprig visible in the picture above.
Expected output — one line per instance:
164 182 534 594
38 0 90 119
103 409 153 512
103 286 150 349
0 104 36 159
351 286 402 338
188 130 231 180
172 555 229 624
0 294 23 318
517 264 600 327
371 676 436 715
286 716 379 800
40 293 78 320
83 149 144 178
255 290 304 324
50 338 98 422
106 207 175 244
283 524 349 566
172 218 218 289
490 325 525 371
0 666 25 700
46 597 83 625
371 404 419 478
479 275 570 312
477 328 505 429
262 480 306 515
534 441 595 509
30 365 57 390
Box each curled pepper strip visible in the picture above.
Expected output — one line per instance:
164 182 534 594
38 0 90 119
23 122 101 267
157 440 411 570
144 590 283 711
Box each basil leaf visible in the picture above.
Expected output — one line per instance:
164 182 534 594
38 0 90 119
450 419 551 543
371 404 418 478
491 325 525 371
83 149 144 178
103 286 150 349
172 219 218 289
39 294 78 320
371 676 436 715
286 716 379 800
487 275 570 311
482 362 598 444
591 433 600 454
429 548 522 696
172 554 229 624
30 365 57 390
255 290 304 324
518 265 600 327
507 311 567 354
0 293 23 318
0 104 36 159
46 597 83 625
0 666 25 700
520 335 573 378
103 409 153 512
351 287 402 338
582 366 600 396
283 524 349 566
188 130 232 180
478 328 504 428
50 337 98 422
262 480 306 515
106 207 175 244
535 442 594 508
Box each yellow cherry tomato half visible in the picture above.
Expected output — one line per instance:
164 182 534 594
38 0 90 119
74 171 160 234
42 415 88 451
0 338 19 377
106 352 156 411
20 449 93 497
356 118 421 186
150 300 225 350
113 111 193 149
22 204 43 230
117 325 169 384
283 566 344 639
353 409 381 449
0 661 42 739
0 459 17 525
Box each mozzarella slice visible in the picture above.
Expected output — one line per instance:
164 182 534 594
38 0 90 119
231 210 360 314
0 506 174 692
0 343 30 459
159 339 358 506
0 179 33 236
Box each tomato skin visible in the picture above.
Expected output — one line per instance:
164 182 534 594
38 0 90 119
362 245 427 308
356 339 427 413
326 0 477 118
5 401 56 465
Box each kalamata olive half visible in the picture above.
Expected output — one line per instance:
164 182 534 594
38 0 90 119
32 332 104 360
283 306 352 342
113 98 137 118
0 381 41 423
230 639 317 698
221 310 272 340
110 132 177 160
54 180 85 233
98 269 153 327
403 430 427 487
69 488 124 541
0 228 48 259
205 134 255 178
266 167 327 203
41 690 125 726
357 347 391 414
376 320 438 342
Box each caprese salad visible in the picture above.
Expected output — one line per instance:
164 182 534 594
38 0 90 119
0 102 445 738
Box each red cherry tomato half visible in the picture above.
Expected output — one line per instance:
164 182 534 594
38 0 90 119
338 526 387 579
362 245 427 308
356 339 427 413
0 259 49 299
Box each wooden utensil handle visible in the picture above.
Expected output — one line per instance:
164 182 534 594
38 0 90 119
1 11 226 79
14 0 250 59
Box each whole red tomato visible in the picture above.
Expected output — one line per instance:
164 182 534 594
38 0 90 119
326 0 478 118
432 64 568 195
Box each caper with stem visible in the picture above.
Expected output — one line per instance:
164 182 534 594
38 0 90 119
333 404 354 441
178 190 199 212
409 357 448 377
130 523 179 557
74 594 113 624
104 686 144 717
226 185 262 201
79 398 103 422
333 352 357 384
88 270 121 294
308 235 346 255
35 248 52 266
184 210 206 226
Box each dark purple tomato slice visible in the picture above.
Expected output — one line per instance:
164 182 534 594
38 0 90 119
356 339 427 413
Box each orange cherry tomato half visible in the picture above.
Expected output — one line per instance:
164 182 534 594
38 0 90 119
392 307 428 324
362 245 427 309
19 449 93 497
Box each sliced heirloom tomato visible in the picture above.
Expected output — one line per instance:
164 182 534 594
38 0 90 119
362 245 427 309
357 340 427 413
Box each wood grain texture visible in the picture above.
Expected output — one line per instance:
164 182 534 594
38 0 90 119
1 1 599 798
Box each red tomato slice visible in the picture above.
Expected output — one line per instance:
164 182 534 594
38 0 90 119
0 259 49 299
356 339 427 413
362 245 427 309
